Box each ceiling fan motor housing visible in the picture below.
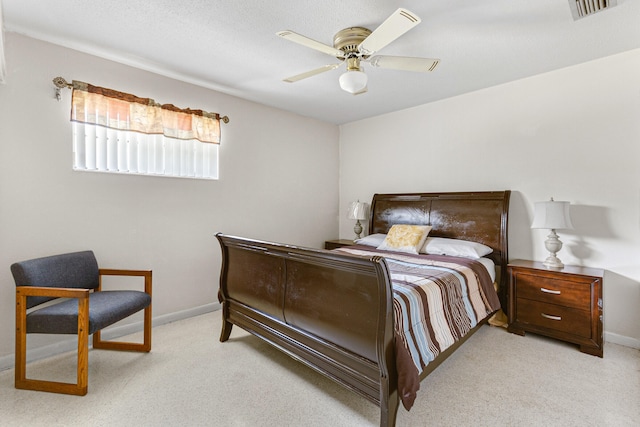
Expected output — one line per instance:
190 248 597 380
333 27 372 57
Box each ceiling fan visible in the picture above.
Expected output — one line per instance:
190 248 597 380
276 8 440 95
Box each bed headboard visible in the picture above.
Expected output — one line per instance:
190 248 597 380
369 191 511 308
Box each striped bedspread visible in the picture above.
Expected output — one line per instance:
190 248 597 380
336 245 501 410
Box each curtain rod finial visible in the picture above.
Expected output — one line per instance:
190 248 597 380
221 115 229 124
52 76 71 89
52 77 72 101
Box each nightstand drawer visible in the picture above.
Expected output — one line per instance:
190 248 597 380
515 298 591 338
513 271 591 310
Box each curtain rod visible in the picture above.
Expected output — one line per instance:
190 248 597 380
52 77 230 124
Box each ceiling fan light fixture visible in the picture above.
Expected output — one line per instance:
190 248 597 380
339 70 367 94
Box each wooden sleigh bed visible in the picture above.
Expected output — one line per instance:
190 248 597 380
216 190 510 426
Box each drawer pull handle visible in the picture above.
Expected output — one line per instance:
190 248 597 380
541 313 562 321
540 287 561 295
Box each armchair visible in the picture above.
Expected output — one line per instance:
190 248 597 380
11 250 152 395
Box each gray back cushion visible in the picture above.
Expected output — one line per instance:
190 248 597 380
11 250 100 309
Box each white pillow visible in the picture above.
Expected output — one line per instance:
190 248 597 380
377 225 432 255
421 237 493 259
355 233 387 247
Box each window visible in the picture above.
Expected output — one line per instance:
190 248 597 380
63 79 225 180
72 126 219 179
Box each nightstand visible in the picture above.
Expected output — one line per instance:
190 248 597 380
324 239 355 250
507 260 604 357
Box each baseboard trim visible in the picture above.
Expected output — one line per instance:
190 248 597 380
0 302 220 372
605 331 640 350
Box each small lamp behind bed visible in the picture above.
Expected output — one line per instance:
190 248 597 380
531 197 574 269
347 201 368 240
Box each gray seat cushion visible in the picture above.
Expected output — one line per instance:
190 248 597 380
26 290 151 335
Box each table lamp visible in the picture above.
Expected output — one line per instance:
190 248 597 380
531 198 574 269
347 201 368 240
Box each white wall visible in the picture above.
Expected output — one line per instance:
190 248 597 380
0 34 339 365
339 49 640 348
1 32 637 371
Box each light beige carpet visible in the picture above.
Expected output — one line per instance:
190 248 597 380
0 311 638 426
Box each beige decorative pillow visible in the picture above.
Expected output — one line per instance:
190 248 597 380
376 224 432 254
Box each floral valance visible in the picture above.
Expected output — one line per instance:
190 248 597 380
70 81 221 144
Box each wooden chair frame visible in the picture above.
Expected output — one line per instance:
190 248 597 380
15 269 152 396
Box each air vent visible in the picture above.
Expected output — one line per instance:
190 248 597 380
569 0 617 20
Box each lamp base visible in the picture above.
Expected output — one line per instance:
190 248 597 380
543 229 565 269
542 255 564 269
353 220 363 240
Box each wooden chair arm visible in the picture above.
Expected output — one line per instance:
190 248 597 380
98 269 152 295
16 286 90 299
99 268 152 277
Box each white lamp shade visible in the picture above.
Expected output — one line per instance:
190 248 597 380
339 70 367 94
531 200 574 230
347 201 368 220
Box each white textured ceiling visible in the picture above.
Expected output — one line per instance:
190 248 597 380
2 0 640 124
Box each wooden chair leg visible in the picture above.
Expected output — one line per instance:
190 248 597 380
15 290 27 387
94 270 152 352
92 303 152 352
76 296 89 394
15 290 89 396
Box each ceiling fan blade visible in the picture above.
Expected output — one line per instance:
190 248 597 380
368 55 440 72
277 30 344 57
358 8 421 56
283 64 341 83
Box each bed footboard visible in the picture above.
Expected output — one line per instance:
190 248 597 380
216 233 399 426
